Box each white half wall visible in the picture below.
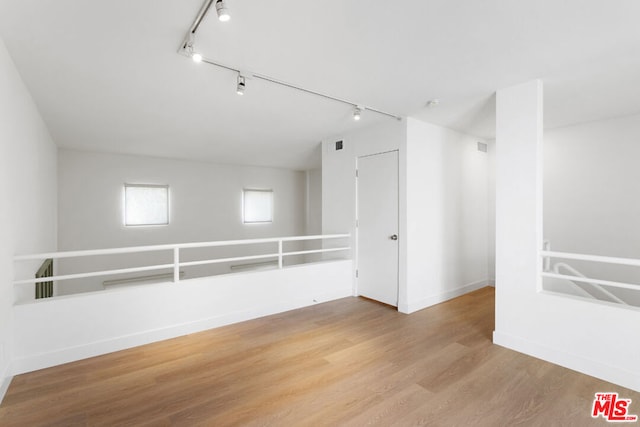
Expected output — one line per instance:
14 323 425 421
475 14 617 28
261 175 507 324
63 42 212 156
404 118 489 313
0 37 58 399
54 149 313 296
494 79 640 392
13 260 353 374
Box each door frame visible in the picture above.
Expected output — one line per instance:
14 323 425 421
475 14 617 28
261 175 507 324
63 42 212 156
355 149 400 306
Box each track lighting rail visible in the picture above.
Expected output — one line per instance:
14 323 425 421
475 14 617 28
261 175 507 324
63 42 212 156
178 0 403 122
189 0 215 38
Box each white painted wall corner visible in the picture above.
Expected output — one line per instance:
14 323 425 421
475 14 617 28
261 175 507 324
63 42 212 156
0 366 12 405
399 279 489 314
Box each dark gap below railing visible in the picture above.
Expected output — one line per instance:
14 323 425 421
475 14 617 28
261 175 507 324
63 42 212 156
35 258 53 299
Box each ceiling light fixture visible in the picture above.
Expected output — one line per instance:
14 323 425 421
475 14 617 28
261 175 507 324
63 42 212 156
426 99 440 108
236 74 246 95
353 106 363 121
185 34 203 63
216 0 230 22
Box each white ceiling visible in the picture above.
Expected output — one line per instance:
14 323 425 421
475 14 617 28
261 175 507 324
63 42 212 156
1 0 639 170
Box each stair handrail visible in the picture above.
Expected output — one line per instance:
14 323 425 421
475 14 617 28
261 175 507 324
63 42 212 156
551 261 628 305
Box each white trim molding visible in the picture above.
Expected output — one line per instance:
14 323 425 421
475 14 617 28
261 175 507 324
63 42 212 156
398 279 489 314
0 368 12 405
493 330 640 393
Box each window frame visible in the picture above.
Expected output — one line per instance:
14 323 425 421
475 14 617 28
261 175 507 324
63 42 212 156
242 188 274 224
123 183 170 227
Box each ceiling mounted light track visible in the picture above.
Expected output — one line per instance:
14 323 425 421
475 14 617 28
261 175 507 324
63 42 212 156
177 0 402 122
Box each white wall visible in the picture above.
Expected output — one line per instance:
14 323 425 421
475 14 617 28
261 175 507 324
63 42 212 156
321 120 407 296
544 113 640 296
404 118 489 312
303 168 324 261
13 260 352 374
493 79 640 392
0 38 57 397
487 140 496 285
55 149 311 295
322 120 406 235
305 168 322 235
321 118 490 313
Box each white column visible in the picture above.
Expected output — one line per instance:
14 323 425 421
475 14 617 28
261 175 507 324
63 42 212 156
494 79 543 336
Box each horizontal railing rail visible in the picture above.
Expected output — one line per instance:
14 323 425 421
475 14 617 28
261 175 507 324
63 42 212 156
540 250 640 268
540 249 640 293
541 272 639 292
103 271 186 287
550 262 627 305
14 234 350 261
14 234 351 286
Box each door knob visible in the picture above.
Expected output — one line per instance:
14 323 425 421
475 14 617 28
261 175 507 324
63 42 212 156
390 234 398 240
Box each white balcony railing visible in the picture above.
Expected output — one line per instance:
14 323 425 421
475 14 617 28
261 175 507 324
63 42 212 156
540 247 640 306
14 234 350 288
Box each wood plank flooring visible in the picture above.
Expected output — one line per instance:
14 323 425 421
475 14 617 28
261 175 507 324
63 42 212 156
1 287 638 426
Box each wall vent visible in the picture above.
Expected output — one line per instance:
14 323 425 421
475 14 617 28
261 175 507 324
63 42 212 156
477 142 488 153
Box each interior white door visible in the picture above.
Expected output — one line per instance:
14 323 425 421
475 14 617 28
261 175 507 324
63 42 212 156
357 150 399 306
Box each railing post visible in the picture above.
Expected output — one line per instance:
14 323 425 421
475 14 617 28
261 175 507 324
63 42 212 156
542 240 550 272
278 240 283 269
173 247 180 282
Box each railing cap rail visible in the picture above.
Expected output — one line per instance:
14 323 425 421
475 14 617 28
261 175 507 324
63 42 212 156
14 233 350 261
540 250 640 268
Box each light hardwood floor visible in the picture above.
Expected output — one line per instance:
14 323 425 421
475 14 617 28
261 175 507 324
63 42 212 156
1 287 637 426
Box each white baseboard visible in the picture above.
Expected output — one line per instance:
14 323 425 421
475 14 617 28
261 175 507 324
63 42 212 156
398 279 489 314
0 365 12 405
488 278 495 287
11 290 352 376
493 330 640 393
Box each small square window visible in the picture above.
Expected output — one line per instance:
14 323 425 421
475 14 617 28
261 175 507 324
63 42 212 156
243 189 273 223
124 184 169 226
